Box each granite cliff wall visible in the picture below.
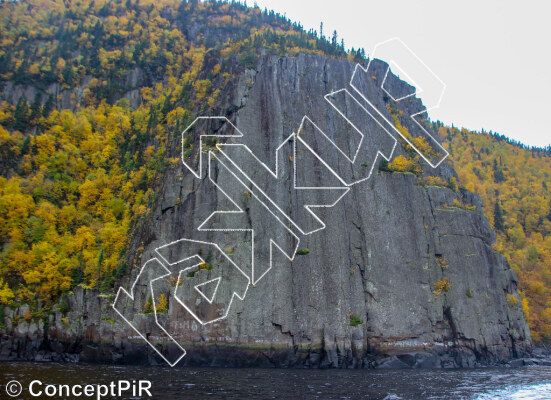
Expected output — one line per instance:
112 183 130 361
0 54 531 368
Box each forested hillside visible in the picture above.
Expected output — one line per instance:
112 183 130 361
437 126 551 342
0 0 548 343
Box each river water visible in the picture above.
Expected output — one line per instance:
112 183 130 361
1 362 550 400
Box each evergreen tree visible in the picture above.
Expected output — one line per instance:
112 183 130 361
494 201 505 231
20 135 31 156
89 45 101 73
62 62 74 85
14 59 28 85
493 159 505 183
30 92 42 123
14 96 30 132
0 51 12 76
42 94 54 117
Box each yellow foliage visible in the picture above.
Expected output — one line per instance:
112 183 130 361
432 277 451 296
436 257 449 269
423 176 447 187
522 297 530 321
55 58 66 73
0 278 14 304
412 136 432 154
446 123 551 341
452 198 477 211
388 155 420 174
506 293 518 306
156 293 168 313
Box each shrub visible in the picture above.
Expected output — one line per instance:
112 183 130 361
100 272 115 292
57 300 70 314
411 136 435 156
423 176 447 187
0 278 14 304
114 262 127 279
296 248 310 255
349 313 364 327
448 177 458 192
452 198 477 211
199 261 213 270
387 155 421 175
156 294 168 313
144 295 154 313
378 159 392 172
465 289 473 298
436 257 449 269
239 52 258 69
168 276 182 287
507 293 519 307
522 297 530 320
432 277 451 296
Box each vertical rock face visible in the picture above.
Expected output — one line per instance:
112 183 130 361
1 54 531 367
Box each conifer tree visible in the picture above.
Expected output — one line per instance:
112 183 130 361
494 201 505 231
14 97 29 132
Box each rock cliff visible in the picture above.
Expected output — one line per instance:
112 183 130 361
0 54 531 368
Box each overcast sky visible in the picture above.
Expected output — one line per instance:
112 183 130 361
252 0 550 148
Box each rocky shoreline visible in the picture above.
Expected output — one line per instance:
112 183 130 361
0 288 534 369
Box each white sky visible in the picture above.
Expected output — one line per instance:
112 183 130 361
251 0 551 148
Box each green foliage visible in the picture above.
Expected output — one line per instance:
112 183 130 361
378 159 392 173
24 216 47 244
349 313 364 327
144 295 154 314
494 201 505 231
114 261 127 279
100 269 115 293
14 97 29 132
493 159 505 183
56 299 70 315
296 248 310 255
239 53 258 69
448 177 458 192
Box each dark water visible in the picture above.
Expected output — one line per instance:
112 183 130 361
1 362 550 400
